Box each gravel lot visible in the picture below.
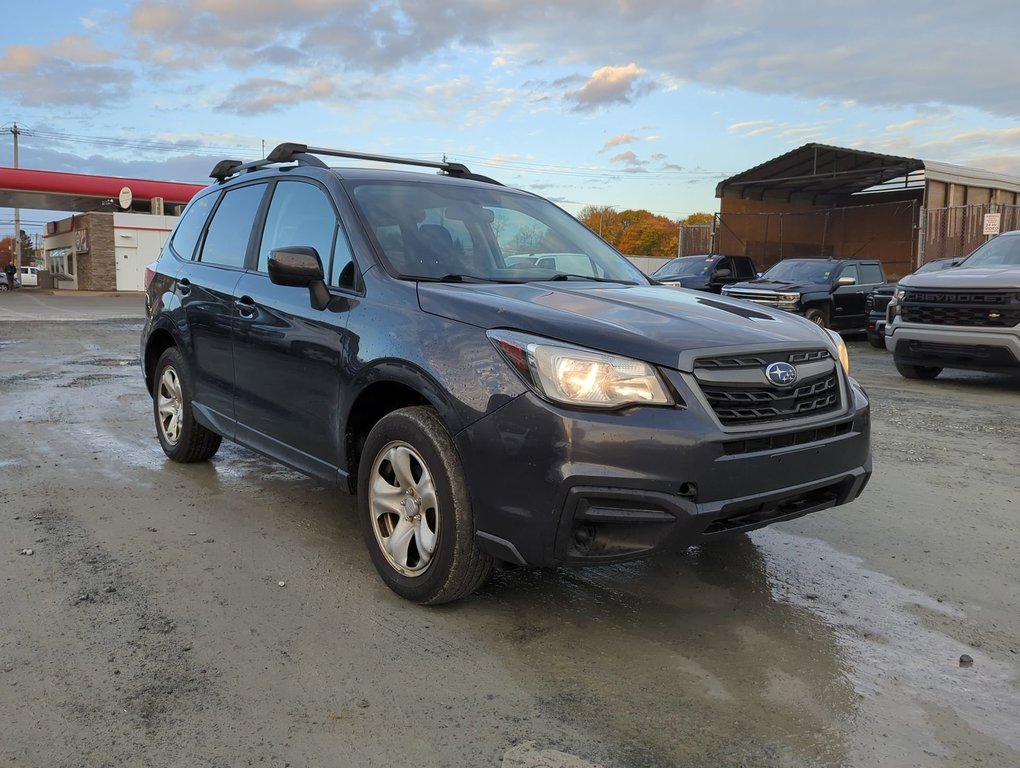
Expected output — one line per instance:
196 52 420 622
1 292 1018 767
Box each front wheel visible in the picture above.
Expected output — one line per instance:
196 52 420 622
867 332 886 349
895 361 942 380
152 347 222 462
804 308 828 328
358 406 492 604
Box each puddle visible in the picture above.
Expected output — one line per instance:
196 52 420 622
752 529 1020 759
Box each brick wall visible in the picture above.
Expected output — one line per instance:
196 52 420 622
75 214 115 290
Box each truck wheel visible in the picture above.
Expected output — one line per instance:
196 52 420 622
153 347 222 462
867 332 885 349
804 308 828 328
358 406 492 605
895 362 942 380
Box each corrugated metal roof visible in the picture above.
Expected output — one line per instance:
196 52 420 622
716 143 1020 204
921 159 1020 195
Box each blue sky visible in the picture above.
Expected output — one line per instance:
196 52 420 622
3 0 1020 241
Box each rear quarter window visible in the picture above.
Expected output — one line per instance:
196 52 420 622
170 192 218 260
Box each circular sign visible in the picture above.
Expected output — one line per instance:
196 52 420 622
118 186 133 210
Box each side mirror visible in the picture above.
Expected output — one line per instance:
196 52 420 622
836 276 856 286
268 246 330 310
713 268 732 278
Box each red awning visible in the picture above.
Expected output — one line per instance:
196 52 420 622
0 166 205 213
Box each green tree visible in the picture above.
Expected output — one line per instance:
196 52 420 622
19 230 36 264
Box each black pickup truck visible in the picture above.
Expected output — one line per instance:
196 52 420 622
650 254 758 293
722 258 886 331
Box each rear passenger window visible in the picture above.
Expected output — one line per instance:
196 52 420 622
734 259 756 279
257 181 339 275
859 264 884 284
199 183 267 269
170 192 217 260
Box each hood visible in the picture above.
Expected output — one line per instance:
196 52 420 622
725 278 813 292
417 282 832 371
899 265 1020 291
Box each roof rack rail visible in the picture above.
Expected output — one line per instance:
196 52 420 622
210 142 502 185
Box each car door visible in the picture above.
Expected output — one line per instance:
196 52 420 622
177 182 268 435
831 264 869 329
231 178 359 482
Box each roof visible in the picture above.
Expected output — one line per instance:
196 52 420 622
716 143 1020 205
0 167 205 213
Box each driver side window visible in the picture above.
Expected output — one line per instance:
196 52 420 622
258 181 341 280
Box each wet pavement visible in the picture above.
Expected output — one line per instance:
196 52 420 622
1 292 1018 767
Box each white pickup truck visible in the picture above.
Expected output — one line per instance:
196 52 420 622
885 230 1020 379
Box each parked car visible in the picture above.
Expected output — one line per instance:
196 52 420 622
19 265 40 287
865 257 961 348
886 231 1020 379
0 272 21 291
721 258 886 331
650 254 757 293
142 142 872 604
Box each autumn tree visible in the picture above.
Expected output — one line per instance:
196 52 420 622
0 230 37 267
578 208 716 257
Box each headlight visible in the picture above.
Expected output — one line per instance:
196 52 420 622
894 288 905 301
488 330 674 408
778 292 800 302
826 329 850 375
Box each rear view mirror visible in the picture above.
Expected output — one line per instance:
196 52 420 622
713 269 732 278
836 276 856 286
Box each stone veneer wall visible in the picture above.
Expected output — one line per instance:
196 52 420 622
76 214 115 290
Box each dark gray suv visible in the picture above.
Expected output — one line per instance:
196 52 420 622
142 143 872 604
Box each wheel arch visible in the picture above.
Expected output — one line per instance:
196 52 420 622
344 368 462 495
143 326 181 395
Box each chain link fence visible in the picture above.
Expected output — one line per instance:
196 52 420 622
715 201 918 277
923 204 1020 262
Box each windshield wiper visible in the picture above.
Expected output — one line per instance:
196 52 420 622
409 273 518 284
543 273 639 285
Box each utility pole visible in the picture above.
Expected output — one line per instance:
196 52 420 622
12 123 20 269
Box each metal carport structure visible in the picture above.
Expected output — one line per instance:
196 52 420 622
714 144 1020 277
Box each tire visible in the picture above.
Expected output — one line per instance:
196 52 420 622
358 406 493 605
0 282 8 292
804 308 828 328
895 361 942 380
867 332 886 349
152 347 222 462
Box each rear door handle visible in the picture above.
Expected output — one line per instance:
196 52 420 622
177 278 191 297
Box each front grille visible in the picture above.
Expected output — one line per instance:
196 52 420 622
901 290 1019 327
721 290 783 306
722 421 853 455
693 350 842 427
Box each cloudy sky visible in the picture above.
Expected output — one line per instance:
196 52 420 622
3 0 1020 239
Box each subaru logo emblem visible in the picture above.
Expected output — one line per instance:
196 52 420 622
765 362 797 386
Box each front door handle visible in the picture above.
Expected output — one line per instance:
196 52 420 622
234 295 257 319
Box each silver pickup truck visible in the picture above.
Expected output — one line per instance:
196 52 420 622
885 230 1020 379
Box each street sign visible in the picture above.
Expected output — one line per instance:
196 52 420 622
983 213 1001 236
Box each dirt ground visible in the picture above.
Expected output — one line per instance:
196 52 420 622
1 294 1018 767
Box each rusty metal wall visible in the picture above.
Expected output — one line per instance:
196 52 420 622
715 200 918 278
923 204 1020 262
678 224 712 256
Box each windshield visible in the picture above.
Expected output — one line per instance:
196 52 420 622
760 260 836 284
348 179 647 284
651 256 714 278
959 234 1020 268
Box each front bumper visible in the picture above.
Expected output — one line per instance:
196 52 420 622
886 322 1020 372
456 379 871 567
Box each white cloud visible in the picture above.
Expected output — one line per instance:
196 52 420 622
564 64 655 111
